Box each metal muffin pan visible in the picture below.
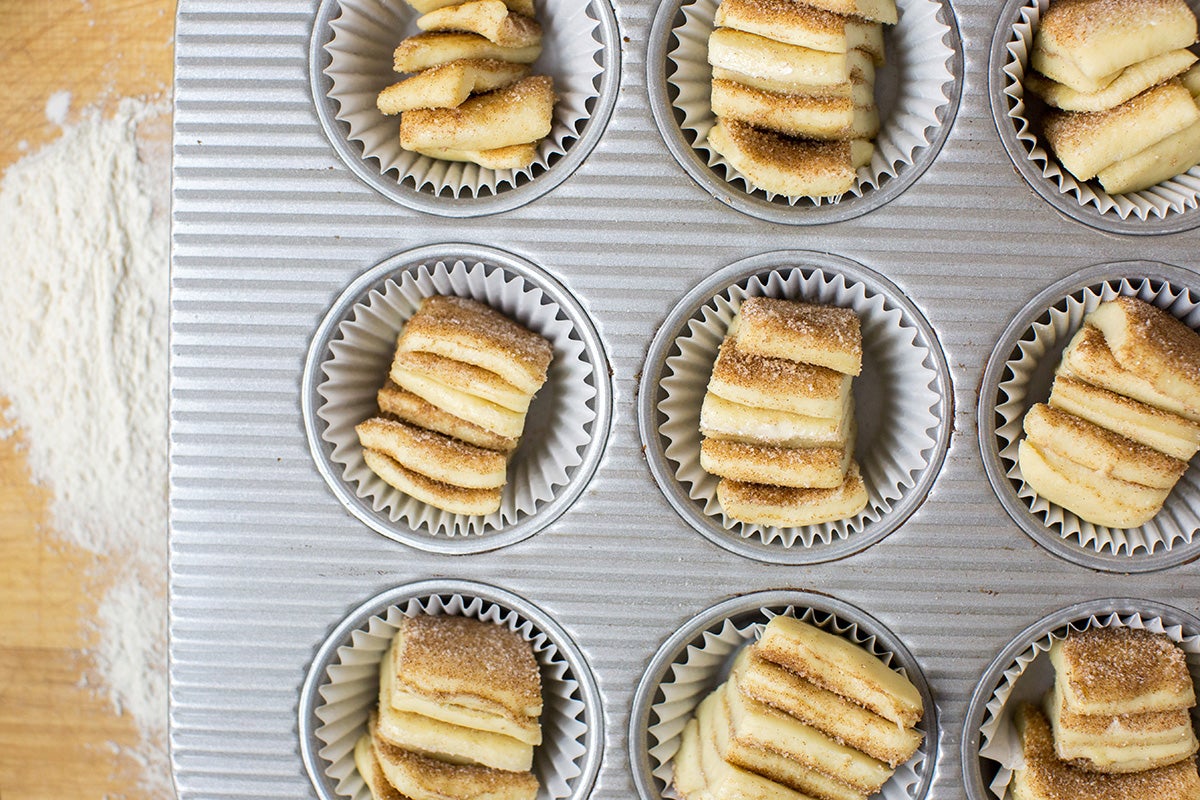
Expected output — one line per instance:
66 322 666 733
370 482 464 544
169 0 1200 799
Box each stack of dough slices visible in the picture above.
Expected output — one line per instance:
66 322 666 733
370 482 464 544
704 0 895 198
356 295 553 516
1018 296 1200 529
673 615 924 800
1027 0 1200 194
376 0 556 169
1044 627 1199 774
354 615 543 800
700 296 868 528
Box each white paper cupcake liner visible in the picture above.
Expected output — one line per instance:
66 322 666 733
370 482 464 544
665 0 958 207
302 582 599 800
307 247 607 548
657 265 945 550
998 0 1200 223
318 0 607 203
634 592 935 800
975 605 1200 800
993 274 1200 559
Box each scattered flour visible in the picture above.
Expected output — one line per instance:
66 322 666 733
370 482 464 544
45 90 72 126
0 97 171 797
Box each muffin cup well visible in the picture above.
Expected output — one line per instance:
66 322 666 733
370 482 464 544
962 598 1200 800
988 0 1200 235
302 244 611 554
646 0 962 224
309 0 619 216
630 590 938 800
638 250 952 564
299 579 603 800
980 261 1200 572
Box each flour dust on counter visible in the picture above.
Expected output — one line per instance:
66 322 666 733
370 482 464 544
0 96 171 798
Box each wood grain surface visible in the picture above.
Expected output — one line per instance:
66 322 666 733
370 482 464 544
0 2 175 798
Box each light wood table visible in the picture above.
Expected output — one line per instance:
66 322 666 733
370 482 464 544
0 3 175 798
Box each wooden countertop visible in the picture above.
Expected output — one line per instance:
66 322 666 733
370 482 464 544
0 3 175 797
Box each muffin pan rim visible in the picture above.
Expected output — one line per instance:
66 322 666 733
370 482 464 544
644 0 966 225
307 0 622 217
627 588 941 800
296 577 606 800
986 0 1200 237
960 595 1200 800
300 242 614 554
636 248 955 564
977 259 1200 573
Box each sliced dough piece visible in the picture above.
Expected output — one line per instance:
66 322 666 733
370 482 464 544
388 616 542 721
707 120 871 197
730 296 862 375
399 295 553 395
1022 435 1171 508
1012 704 1200 800
417 0 542 48
376 668 534 771
410 141 540 169
393 32 541 74
363 448 502 514
700 392 853 449
1086 296 1200 413
1017 439 1166 529
714 0 885 64
1060 322 1200 422
701 689 868 800
405 0 534 18
1022 403 1187 490
691 701 821 800
789 0 897 25
708 28 873 87
700 437 853 489
392 364 527 439
357 417 508 488
711 66 873 101
1049 375 1200 461
1026 49 1197 112
1098 116 1200 194
1045 680 1199 774
1043 80 1200 181
707 338 852 419
392 348 532 413
717 461 868 528
401 75 555 152
1041 80 1200 181
370 716 539 800
355 733 406 800
378 59 531 113
672 717 707 800
754 614 923 729
1035 0 1198 83
1031 44 1124 94
1050 626 1196 716
731 648 923 768
712 78 878 140
378 382 518 453
1184 63 1200 96
721 680 894 794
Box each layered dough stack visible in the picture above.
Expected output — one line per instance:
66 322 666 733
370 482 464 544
356 295 552 516
1018 296 1200 529
673 616 924 800
704 0 895 197
1028 0 1200 194
700 297 868 528
1011 627 1200 800
355 616 543 800
377 0 556 169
